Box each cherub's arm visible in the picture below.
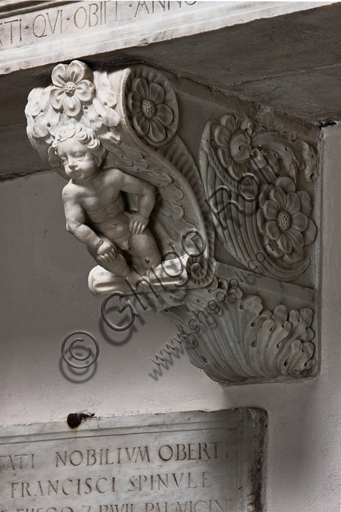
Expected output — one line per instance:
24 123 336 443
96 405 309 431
63 188 102 250
109 169 156 234
63 188 117 263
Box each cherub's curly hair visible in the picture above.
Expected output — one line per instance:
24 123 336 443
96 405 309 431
49 123 107 166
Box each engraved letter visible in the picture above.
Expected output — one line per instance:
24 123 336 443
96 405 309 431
85 477 92 494
87 449 97 466
157 474 168 490
56 451 67 466
213 501 224 512
172 473 184 488
202 472 211 488
14 454 27 470
105 448 114 465
37 480 44 495
135 447 150 462
176 444 187 461
6 456 15 470
4 20 19 44
47 10 62 34
11 482 18 498
89 3 99 27
209 442 220 459
125 447 136 462
96 477 107 493
33 14 47 38
194 503 206 512
135 2 150 17
187 474 197 489
21 482 31 497
70 450 83 466
48 480 59 495
175 504 187 512
138 475 147 491
62 479 73 495
188 444 197 461
159 445 173 461
198 443 211 460
128 476 136 491
74 6 87 29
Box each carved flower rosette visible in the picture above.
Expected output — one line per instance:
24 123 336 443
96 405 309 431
25 60 121 177
199 113 318 282
257 177 317 264
125 66 179 147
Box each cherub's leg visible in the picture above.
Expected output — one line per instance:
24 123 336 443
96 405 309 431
87 238 137 279
128 228 161 269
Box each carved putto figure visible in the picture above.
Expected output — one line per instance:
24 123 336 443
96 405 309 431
50 123 160 287
26 60 212 296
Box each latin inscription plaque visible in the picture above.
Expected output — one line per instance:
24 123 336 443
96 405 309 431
0 410 266 512
0 1 314 74
0 1 217 73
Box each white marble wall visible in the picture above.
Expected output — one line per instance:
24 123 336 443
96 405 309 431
0 125 341 511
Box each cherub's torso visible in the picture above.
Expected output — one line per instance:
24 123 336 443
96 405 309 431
63 168 126 227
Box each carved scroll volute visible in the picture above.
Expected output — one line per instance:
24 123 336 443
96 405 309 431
116 65 216 286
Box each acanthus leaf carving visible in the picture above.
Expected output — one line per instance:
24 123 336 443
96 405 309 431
119 278 316 384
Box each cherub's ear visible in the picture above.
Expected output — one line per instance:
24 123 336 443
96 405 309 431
95 153 106 167
47 145 67 180
48 145 61 168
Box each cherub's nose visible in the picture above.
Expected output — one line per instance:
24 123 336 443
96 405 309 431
68 163 77 170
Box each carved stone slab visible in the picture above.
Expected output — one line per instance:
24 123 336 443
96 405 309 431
0 1 327 74
0 410 266 512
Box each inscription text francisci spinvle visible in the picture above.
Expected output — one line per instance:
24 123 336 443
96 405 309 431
0 411 265 512
3 442 226 511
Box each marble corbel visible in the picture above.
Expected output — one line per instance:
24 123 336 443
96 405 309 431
26 60 319 385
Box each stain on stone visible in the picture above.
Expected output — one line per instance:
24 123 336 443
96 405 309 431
67 412 95 429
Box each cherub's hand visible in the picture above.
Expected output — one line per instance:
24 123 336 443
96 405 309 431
128 213 148 234
96 241 117 263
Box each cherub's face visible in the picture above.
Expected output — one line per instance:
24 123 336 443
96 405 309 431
57 137 99 181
